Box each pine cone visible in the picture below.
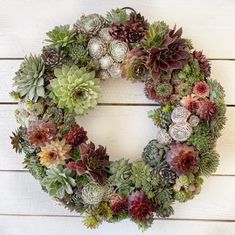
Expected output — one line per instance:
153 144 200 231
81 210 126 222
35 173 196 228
142 140 169 167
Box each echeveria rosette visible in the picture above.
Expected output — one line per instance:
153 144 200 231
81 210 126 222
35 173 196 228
41 165 76 199
13 54 45 101
50 65 100 115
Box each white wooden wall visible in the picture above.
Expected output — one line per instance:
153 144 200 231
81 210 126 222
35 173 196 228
0 1 235 234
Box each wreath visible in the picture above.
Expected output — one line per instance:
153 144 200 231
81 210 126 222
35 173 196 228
10 7 226 230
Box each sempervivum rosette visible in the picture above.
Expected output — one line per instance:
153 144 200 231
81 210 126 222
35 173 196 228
9 7 227 231
67 142 110 184
50 65 100 115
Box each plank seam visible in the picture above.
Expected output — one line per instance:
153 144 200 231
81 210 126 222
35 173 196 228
0 102 235 107
0 214 234 223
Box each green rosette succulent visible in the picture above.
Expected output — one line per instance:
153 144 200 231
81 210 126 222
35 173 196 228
109 159 132 196
50 65 100 115
13 54 45 101
131 160 158 199
41 166 76 199
173 173 203 202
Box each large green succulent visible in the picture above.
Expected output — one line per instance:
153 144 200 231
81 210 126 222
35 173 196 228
13 54 45 101
109 159 132 196
41 166 76 199
131 160 158 199
50 65 100 115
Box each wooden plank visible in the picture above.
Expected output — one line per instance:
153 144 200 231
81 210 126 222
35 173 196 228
0 60 235 105
0 216 235 235
0 105 234 174
0 171 234 220
0 0 235 58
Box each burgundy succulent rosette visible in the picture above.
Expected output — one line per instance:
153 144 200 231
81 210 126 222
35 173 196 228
10 7 226 230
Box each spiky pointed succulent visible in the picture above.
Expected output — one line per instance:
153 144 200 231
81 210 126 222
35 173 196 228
13 54 45 101
67 142 110 184
147 26 191 80
50 65 100 115
46 25 75 48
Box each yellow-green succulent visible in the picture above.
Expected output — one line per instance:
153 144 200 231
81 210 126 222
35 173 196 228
50 65 100 115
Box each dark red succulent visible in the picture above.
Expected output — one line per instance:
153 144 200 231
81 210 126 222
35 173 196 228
147 26 191 80
67 142 110 184
66 125 88 147
193 51 211 78
109 12 148 43
128 191 155 221
181 95 217 120
110 195 128 215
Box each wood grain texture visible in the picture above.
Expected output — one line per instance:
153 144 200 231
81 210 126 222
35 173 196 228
0 105 234 175
1 0 235 58
0 171 235 220
1 60 235 104
1 216 235 235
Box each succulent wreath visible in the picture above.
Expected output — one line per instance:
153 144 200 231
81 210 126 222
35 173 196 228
10 7 226 230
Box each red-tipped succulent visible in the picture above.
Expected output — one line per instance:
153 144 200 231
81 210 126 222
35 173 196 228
193 81 210 97
67 142 110 184
27 120 57 147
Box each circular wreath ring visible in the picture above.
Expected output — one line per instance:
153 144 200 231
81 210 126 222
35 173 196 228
10 7 226 230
